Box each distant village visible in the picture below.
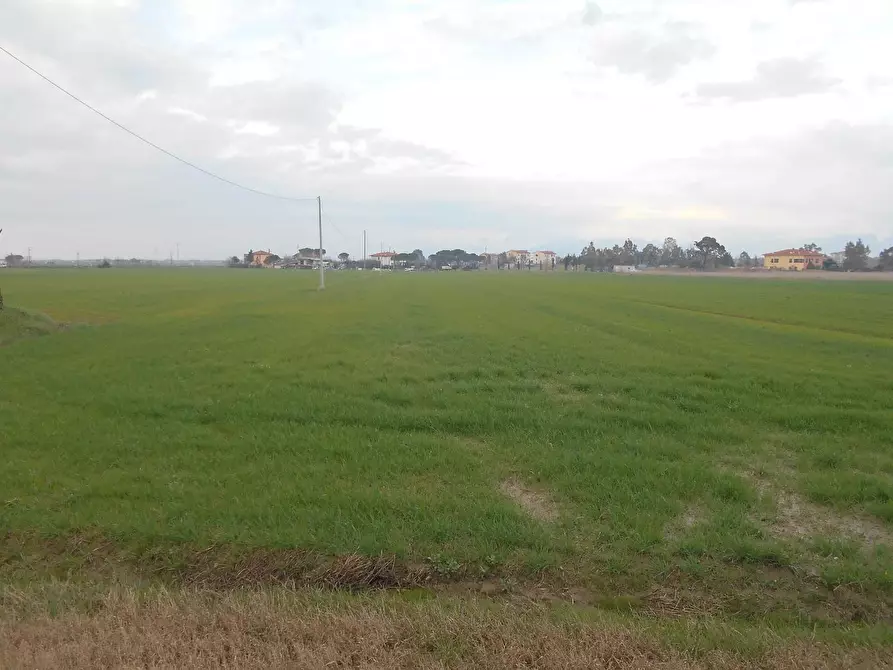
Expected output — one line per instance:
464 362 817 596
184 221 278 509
231 237 891 273
3 237 891 272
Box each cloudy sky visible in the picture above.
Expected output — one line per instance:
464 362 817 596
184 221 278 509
1 0 891 260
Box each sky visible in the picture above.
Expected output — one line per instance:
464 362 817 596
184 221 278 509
1 0 892 260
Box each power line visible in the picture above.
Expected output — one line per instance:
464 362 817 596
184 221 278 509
322 210 350 242
0 44 317 203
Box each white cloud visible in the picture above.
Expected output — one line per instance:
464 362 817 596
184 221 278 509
1 0 892 260
167 106 207 122
233 120 280 137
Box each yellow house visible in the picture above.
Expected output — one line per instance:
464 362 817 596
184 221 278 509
763 248 825 271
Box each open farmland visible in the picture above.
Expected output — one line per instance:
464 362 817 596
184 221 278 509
2 269 893 667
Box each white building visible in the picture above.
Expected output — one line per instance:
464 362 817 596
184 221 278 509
371 251 396 268
613 265 637 273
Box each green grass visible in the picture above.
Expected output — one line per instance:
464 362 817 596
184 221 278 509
1 269 892 623
0 306 60 346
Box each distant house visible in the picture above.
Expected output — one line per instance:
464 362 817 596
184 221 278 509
371 251 396 268
506 250 530 265
613 265 637 273
285 254 318 269
534 250 557 267
763 248 825 271
247 250 274 267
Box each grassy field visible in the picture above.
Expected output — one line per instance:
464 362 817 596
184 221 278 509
2 268 893 665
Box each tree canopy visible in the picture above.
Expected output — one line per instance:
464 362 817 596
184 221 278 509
843 239 870 271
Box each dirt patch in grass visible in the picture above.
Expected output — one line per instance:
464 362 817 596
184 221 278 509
772 490 893 547
734 467 893 549
663 504 705 541
500 478 560 523
2 586 890 670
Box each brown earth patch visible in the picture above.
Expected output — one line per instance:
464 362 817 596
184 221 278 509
663 504 705 542
500 478 560 523
771 490 893 547
732 468 893 549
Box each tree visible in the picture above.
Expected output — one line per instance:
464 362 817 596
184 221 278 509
843 239 870 271
879 247 893 271
228 256 241 267
620 239 638 265
4 254 24 267
823 257 840 271
263 254 281 265
803 243 822 252
694 236 727 269
243 250 254 265
299 248 326 258
661 237 680 266
641 243 660 267
98 259 111 269
737 251 752 268
338 253 350 263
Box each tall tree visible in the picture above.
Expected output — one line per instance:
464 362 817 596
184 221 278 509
641 243 660 267
338 253 350 263
694 236 727 269
843 239 870 271
661 237 680 265
878 246 893 271
737 251 752 268
620 239 638 265
803 243 822 252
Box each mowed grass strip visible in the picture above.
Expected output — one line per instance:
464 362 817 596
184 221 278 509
1 269 892 621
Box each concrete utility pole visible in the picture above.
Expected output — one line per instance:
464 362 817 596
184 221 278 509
363 230 367 270
317 196 325 290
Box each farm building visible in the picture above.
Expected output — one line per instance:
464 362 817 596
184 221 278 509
763 248 825 271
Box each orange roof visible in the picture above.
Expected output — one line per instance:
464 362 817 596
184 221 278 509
370 251 396 257
537 250 556 255
764 248 825 257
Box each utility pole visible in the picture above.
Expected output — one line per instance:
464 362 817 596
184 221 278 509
363 230 367 270
176 243 180 265
317 196 325 290
76 252 79 268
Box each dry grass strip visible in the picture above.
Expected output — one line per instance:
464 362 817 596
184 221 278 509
2 587 891 670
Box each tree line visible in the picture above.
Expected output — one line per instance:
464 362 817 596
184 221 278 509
225 239 893 272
